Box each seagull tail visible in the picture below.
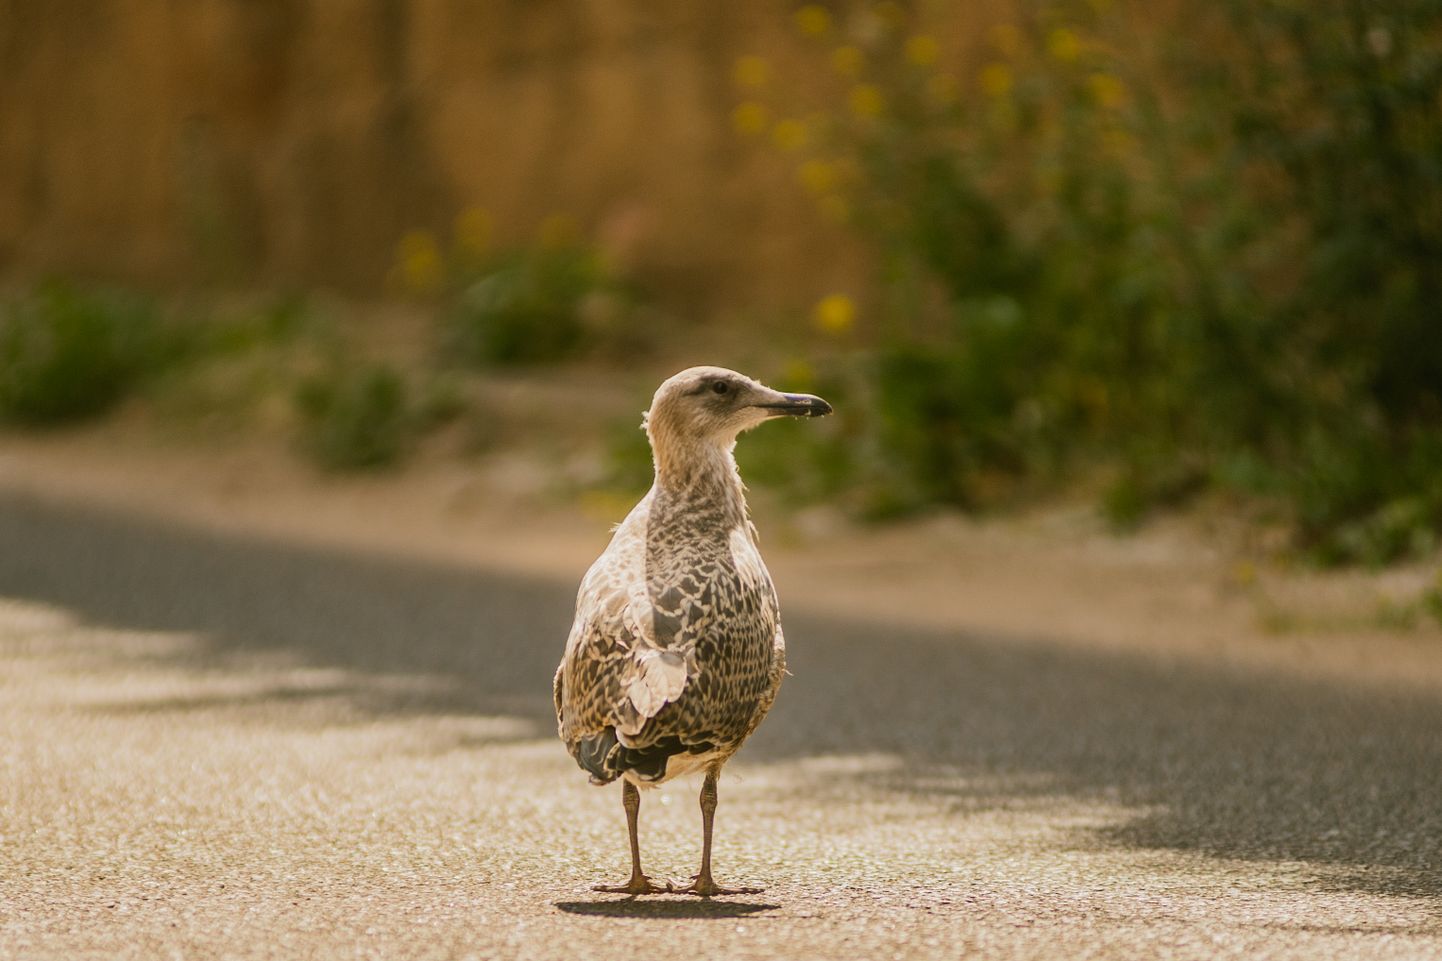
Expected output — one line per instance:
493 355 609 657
574 728 717 786
576 728 621 785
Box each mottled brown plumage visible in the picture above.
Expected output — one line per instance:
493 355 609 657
554 365 831 896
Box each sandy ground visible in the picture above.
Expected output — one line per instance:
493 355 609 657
2 430 1442 960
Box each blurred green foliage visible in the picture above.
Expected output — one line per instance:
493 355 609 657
722 0 1442 564
0 282 177 425
1424 571 1442 626
0 282 464 474
196 294 314 357
393 213 639 368
294 359 466 472
444 245 629 366
295 363 413 471
0 283 327 431
5 3 1440 569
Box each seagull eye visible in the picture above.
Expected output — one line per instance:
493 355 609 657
712 381 729 395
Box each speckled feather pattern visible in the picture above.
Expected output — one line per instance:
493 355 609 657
554 370 793 787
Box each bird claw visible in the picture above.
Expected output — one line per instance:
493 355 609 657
674 874 763 898
592 875 674 896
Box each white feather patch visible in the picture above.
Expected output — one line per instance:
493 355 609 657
626 647 688 720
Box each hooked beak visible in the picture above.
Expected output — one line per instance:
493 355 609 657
750 391 834 418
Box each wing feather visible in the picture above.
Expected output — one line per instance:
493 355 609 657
556 494 697 752
556 490 786 784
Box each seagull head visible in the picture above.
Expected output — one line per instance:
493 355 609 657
645 366 832 448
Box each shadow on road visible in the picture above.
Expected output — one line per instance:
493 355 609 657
2 493 1439 901
0 492 570 729
767 612 1442 901
554 899 779 918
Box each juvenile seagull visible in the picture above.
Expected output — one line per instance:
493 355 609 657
555 366 832 896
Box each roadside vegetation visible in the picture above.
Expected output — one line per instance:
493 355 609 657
1 1 1439 580
715 0 1442 568
0 282 179 425
391 211 643 368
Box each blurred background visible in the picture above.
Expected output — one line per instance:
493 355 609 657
2 0 1441 574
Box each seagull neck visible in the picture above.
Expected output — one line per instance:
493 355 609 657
651 438 748 521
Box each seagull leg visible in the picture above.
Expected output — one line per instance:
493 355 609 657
592 780 672 895
677 768 763 897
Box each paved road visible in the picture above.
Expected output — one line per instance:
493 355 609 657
2 492 1440 960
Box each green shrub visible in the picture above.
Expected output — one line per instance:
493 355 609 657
443 246 627 367
393 215 639 369
295 363 414 471
0 282 172 425
727 0 1442 563
200 294 315 357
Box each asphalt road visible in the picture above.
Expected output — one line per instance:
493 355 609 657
2 492 1441 960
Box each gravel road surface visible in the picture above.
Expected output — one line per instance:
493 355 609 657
2 493 1440 960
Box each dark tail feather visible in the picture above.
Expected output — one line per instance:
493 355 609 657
573 729 716 785
576 729 620 784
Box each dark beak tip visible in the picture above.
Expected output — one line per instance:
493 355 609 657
773 393 832 418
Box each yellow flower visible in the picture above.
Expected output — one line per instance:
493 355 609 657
1086 72 1127 109
928 73 959 103
397 230 443 295
979 63 1014 98
1046 27 1081 63
771 118 808 152
831 45 864 77
732 55 770 89
905 34 939 67
454 207 492 255
731 101 770 136
798 159 837 195
538 213 579 248
813 293 857 335
848 83 884 118
989 23 1022 58
794 5 832 37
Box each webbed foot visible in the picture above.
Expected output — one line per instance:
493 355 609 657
674 873 763 898
592 875 674 896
